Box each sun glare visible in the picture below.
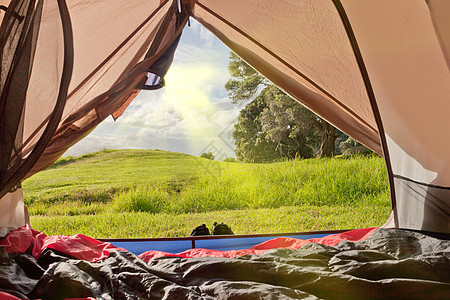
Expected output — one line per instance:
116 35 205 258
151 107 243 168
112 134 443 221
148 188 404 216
162 64 221 152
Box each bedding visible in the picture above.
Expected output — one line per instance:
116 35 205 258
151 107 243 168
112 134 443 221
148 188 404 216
0 227 448 299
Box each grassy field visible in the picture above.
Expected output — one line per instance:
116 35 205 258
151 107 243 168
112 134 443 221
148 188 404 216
23 149 391 238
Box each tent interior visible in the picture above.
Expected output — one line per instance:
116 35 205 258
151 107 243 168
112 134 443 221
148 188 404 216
0 0 449 299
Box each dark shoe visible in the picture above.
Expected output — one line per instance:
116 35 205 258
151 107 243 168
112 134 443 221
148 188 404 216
212 222 234 235
190 224 210 236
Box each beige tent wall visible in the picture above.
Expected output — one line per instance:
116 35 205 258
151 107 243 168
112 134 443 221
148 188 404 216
428 0 450 69
0 188 25 237
340 0 450 232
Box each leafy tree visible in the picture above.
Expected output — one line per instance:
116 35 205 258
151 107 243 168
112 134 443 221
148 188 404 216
232 94 279 162
200 152 214 160
223 157 236 162
226 52 339 160
225 52 269 103
259 86 319 159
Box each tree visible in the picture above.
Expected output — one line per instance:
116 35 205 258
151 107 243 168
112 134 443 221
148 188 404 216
259 86 319 159
226 52 338 159
225 52 269 104
200 152 214 160
314 120 340 158
232 94 279 162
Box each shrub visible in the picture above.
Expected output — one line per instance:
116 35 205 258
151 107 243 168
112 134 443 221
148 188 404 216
200 152 214 160
111 187 169 213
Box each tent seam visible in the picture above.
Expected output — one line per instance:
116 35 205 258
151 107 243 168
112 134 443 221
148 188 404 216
393 174 450 190
0 0 35 177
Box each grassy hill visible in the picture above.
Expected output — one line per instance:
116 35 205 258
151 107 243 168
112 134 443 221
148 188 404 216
24 149 210 200
22 149 391 238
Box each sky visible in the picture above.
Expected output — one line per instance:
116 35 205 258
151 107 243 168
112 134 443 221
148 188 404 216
65 19 244 160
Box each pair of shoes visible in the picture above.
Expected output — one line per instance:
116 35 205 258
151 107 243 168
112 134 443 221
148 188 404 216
212 222 234 235
189 222 235 236
190 224 210 236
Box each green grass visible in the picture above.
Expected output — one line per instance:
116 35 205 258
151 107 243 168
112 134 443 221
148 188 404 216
22 149 391 238
23 149 208 204
31 205 390 238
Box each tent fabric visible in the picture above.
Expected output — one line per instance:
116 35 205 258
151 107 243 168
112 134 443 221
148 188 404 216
0 0 188 196
427 0 450 69
106 232 344 255
0 188 24 237
339 0 450 233
0 0 449 234
0 228 449 299
0 0 73 209
138 228 376 261
0 0 188 235
141 33 182 90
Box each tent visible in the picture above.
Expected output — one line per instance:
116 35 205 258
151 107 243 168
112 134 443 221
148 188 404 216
1 0 449 235
0 0 449 298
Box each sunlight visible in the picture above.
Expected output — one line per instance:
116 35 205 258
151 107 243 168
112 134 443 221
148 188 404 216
162 63 221 152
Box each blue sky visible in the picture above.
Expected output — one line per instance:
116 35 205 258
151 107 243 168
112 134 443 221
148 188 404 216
65 20 244 160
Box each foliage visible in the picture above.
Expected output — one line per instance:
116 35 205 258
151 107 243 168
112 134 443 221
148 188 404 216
341 136 359 149
339 136 371 155
223 157 236 162
225 52 269 103
260 86 320 159
200 152 214 160
111 187 169 213
232 95 279 163
23 149 390 238
232 86 321 162
226 52 340 160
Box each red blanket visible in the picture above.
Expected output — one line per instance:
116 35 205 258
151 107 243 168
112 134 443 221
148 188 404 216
0 225 375 262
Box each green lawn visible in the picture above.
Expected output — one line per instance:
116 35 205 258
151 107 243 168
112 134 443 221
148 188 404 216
22 149 391 238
